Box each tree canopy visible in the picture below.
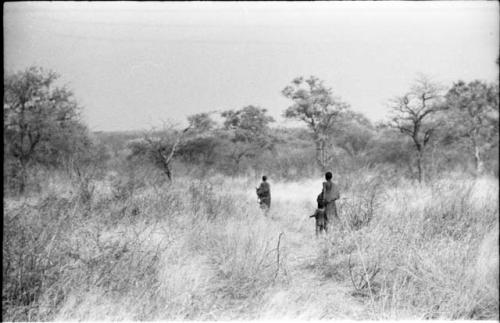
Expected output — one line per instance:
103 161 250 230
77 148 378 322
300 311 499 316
388 76 446 182
4 66 89 192
282 76 350 170
444 80 499 174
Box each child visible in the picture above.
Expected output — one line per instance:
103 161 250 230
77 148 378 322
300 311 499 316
310 196 328 236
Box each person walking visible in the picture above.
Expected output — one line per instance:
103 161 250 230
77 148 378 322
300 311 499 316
256 175 271 214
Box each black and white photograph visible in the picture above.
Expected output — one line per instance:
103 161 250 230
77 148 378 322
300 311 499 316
3 1 499 321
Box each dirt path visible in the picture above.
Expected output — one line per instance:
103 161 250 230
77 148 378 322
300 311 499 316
256 211 370 319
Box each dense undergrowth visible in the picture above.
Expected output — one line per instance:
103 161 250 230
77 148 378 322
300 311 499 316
3 171 498 320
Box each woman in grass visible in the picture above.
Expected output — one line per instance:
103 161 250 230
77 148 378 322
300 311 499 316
256 175 271 214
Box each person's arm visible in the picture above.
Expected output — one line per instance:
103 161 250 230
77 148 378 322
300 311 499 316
333 183 340 200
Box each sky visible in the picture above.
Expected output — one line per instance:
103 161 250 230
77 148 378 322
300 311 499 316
4 1 499 132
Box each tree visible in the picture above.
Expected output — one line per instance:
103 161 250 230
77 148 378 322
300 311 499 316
444 80 499 175
4 66 89 193
220 105 275 171
177 112 221 169
282 76 350 171
177 135 221 167
187 112 217 134
127 124 191 181
333 111 375 160
388 76 446 183
366 126 415 176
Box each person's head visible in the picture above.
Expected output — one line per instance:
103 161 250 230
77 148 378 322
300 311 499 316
262 175 267 182
325 172 332 181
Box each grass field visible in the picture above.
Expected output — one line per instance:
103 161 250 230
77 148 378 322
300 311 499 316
3 172 499 320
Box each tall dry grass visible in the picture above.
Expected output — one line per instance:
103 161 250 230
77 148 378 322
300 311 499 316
320 175 499 319
3 174 285 320
2 170 498 320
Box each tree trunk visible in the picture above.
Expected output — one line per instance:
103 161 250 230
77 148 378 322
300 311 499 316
473 144 484 176
18 158 28 194
164 168 172 181
416 150 424 184
315 139 327 172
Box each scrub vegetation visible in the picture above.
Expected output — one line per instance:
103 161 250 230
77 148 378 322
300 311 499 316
3 66 499 320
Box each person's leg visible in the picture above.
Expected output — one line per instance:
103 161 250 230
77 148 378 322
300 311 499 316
325 202 332 221
325 202 333 232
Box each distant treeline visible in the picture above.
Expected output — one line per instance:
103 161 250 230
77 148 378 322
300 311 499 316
4 67 499 194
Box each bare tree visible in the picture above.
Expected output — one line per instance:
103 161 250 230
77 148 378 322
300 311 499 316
127 123 191 181
388 76 446 183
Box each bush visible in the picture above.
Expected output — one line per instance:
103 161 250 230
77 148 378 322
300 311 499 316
3 193 78 320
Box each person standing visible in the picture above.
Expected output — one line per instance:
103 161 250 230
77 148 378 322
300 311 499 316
256 175 271 214
322 171 340 225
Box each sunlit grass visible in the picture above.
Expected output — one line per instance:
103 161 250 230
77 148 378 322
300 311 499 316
2 172 498 320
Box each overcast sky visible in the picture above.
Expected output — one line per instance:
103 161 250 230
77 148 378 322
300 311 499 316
4 1 499 132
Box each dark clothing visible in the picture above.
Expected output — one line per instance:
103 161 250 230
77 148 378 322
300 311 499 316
316 192 325 209
256 181 271 209
310 208 328 235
